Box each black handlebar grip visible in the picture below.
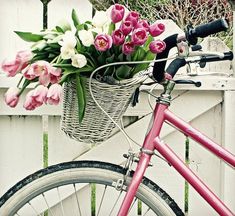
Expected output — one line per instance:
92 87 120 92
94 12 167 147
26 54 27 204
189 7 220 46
200 51 233 63
153 34 178 82
187 19 229 45
165 58 187 78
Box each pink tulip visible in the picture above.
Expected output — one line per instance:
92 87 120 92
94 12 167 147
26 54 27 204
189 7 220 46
23 60 52 86
15 50 33 70
50 68 62 84
149 22 165 37
135 20 149 31
32 85 48 106
122 41 135 55
125 11 139 27
24 90 37 110
111 4 125 23
4 87 20 108
1 59 21 77
149 40 166 54
112 29 125 45
94 34 113 52
46 83 62 105
1 50 32 77
131 28 148 46
120 21 133 35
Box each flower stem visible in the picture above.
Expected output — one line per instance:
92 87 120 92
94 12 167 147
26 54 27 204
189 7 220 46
17 76 24 88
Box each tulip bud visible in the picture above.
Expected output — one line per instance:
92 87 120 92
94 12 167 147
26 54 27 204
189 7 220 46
4 87 20 108
131 28 148 46
135 20 149 31
149 40 166 54
149 22 165 37
122 41 135 55
120 21 133 36
32 85 48 105
46 83 62 105
94 34 113 51
125 11 139 27
112 29 125 45
24 90 37 110
111 4 125 23
71 54 87 68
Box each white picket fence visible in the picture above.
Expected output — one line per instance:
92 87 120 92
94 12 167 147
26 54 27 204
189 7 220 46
0 0 235 215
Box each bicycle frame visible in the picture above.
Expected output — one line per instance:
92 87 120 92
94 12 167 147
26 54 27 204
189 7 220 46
118 80 235 216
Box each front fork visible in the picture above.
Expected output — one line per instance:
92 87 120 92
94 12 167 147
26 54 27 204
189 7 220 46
117 80 175 216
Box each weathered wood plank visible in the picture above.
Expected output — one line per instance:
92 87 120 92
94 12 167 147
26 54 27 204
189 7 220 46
222 91 235 213
0 116 43 197
188 105 223 216
0 0 42 63
48 116 90 165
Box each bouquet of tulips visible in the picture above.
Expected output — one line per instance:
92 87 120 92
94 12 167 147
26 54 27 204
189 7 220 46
1 3 165 122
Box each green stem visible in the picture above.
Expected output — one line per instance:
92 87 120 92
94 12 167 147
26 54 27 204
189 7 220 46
16 76 24 88
18 79 31 96
184 136 190 214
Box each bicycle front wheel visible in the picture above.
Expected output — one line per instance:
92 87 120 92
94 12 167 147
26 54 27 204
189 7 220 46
0 160 184 216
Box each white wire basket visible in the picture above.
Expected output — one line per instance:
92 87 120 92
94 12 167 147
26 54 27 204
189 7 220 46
60 75 146 143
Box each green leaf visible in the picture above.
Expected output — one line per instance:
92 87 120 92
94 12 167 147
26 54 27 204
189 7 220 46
143 35 154 51
133 46 146 61
14 31 43 42
131 50 155 76
108 23 115 35
118 53 124 61
76 74 86 123
106 54 115 63
72 9 80 27
18 79 32 96
55 20 71 33
104 66 115 76
115 65 132 80
57 65 94 84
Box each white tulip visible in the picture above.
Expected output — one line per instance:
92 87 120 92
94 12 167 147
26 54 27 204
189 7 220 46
92 11 110 28
60 46 75 60
78 30 94 47
59 31 77 48
71 54 87 68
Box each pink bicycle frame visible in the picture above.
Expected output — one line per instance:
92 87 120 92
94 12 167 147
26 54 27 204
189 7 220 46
118 102 235 216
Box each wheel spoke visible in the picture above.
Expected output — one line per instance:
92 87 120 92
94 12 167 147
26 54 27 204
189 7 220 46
128 197 137 214
57 187 65 216
108 191 123 216
0 161 182 216
96 185 107 216
42 193 55 216
28 201 40 215
73 184 82 216
143 207 151 216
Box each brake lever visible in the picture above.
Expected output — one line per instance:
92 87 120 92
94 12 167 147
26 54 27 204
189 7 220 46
175 79 201 87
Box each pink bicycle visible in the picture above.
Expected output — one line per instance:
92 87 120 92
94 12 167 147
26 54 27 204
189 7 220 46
0 19 234 216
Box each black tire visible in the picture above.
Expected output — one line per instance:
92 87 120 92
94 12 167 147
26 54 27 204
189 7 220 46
0 161 184 216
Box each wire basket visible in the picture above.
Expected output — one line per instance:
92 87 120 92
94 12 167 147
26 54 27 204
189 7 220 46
60 76 145 143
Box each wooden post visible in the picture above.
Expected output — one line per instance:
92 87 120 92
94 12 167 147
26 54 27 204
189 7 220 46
228 1 235 75
222 91 235 212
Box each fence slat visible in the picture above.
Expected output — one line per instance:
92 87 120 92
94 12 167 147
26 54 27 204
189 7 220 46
48 116 90 165
48 0 92 29
0 0 42 62
188 105 223 216
0 116 43 197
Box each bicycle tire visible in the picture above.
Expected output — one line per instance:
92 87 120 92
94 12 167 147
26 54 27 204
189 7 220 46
0 160 184 216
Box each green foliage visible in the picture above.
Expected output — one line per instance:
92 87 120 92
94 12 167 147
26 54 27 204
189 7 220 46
14 31 44 42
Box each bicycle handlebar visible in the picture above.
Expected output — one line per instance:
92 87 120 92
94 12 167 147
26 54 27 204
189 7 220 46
186 19 229 45
152 18 230 82
165 51 233 79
